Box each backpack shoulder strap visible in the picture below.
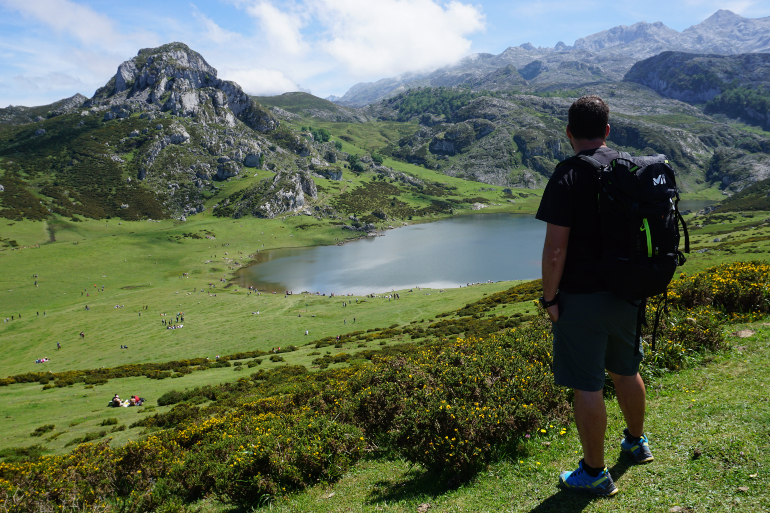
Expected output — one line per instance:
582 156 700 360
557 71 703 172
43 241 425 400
556 150 629 171
574 154 604 170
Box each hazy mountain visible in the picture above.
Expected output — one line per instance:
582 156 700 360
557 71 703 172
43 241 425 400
0 94 88 126
336 10 770 107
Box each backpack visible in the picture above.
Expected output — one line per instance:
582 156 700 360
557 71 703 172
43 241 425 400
563 151 690 353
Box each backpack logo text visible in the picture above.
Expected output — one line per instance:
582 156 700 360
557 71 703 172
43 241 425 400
653 175 666 185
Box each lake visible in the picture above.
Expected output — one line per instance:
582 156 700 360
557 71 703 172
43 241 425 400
236 198 715 295
235 213 545 295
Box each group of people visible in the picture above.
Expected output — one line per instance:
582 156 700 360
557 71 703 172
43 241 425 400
110 394 144 407
34 357 50 364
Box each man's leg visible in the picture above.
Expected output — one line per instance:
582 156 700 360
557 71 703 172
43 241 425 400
574 389 607 469
608 371 646 437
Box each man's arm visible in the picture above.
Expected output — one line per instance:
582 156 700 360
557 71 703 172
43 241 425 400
542 223 570 322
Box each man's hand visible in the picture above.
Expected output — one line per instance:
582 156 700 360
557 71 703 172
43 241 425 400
546 303 559 323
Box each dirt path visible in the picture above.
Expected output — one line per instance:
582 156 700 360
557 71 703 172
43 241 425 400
46 222 56 242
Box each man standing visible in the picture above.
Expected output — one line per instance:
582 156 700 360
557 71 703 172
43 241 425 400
536 96 653 496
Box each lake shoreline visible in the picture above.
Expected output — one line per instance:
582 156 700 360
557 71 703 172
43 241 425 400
233 212 547 295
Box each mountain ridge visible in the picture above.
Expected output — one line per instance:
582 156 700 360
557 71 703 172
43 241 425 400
335 10 770 107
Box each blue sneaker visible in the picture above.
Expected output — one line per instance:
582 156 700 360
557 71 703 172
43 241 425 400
621 428 654 463
559 460 618 496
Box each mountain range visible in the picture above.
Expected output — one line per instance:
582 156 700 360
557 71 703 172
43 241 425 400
333 10 770 107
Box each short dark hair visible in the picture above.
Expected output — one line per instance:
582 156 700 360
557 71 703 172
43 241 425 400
568 95 609 140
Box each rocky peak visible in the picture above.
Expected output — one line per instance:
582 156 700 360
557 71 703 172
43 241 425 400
87 42 277 132
573 21 681 52
114 43 218 95
681 10 770 53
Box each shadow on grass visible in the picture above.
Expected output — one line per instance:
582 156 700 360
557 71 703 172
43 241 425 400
364 465 458 506
526 455 634 513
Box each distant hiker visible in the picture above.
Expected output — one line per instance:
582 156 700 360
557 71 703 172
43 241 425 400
537 96 657 496
57 342 61 350
80 331 85 338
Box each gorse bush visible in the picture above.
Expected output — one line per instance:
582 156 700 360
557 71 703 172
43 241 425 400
29 425 55 437
669 261 770 318
347 315 570 475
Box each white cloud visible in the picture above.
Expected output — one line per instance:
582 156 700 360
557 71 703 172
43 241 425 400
0 0 157 53
242 1 309 56
220 66 302 96
315 0 486 77
0 0 118 46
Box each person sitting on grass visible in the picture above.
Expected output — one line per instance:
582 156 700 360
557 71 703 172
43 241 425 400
111 394 121 407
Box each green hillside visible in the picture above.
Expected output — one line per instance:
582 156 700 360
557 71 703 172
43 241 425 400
252 92 343 114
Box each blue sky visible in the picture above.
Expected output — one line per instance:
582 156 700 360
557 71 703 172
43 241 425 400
0 0 768 107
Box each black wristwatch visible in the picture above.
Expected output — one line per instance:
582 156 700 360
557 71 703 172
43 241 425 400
539 292 559 308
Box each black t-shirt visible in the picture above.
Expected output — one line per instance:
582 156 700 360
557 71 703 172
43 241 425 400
536 146 620 294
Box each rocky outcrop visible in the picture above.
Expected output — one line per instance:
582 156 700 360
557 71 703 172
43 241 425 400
137 122 190 179
226 172 318 219
216 160 241 180
87 42 278 132
706 148 770 192
243 153 262 167
624 52 770 103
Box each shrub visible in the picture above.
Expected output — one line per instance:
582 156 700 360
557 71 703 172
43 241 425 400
669 261 770 318
188 410 364 507
269 355 284 363
157 390 184 406
101 418 118 426
64 430 107 447
347 317 570 475
0 445 48 463
30 424 55 437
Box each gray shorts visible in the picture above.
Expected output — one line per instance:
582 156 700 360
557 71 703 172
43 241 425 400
552 291 643 392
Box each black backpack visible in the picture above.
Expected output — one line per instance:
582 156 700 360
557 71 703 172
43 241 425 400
565 152 690 353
